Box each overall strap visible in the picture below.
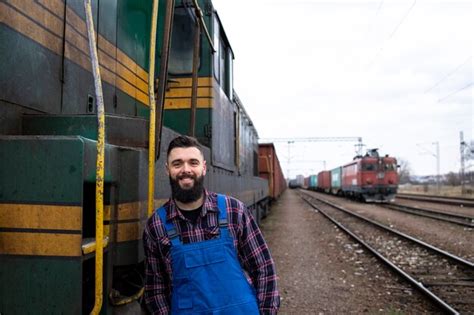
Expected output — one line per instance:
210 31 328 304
217 194 231 240
217 194 228 227
157 206 181 246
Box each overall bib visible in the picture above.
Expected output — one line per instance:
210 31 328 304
157 195 259 315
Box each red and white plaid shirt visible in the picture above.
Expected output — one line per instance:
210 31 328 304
143 190 280 314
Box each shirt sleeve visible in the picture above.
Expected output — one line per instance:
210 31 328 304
143 219 171 315
237 204 280 315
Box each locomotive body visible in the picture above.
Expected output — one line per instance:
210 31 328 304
299 150 398 202
0 1 274 313
341 150 398 202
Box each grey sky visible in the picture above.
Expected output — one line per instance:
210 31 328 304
212 0 473 177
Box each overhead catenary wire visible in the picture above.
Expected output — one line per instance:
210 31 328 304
367 0 417 68
438 82 473 103
425 56 472 93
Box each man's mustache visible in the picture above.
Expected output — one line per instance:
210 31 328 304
177 173 196 180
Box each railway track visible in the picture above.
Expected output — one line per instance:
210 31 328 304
300 191 474 314
397 193 474 207
382 203 474 228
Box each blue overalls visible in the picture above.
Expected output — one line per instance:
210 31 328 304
157 195 260 315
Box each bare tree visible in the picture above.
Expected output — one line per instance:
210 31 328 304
445 172 460 186
398 158 411 184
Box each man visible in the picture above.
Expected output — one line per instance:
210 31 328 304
143 136 280 314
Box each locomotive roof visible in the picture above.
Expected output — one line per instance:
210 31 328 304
213 10 235 59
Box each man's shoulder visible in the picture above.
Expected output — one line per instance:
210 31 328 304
206 191 245 209
145 200 172 238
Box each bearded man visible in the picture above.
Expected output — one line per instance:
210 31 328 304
143 136 280 314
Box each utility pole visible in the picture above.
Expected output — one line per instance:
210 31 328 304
416 141 441 194
287 140 294 181
434 141 440 193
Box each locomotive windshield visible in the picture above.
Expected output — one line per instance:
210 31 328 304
361 163 376 171
384 163 397 171
169 7 198 75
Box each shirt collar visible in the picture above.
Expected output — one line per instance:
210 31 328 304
166 190 218 221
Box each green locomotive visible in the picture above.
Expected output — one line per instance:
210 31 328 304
0 0 269 313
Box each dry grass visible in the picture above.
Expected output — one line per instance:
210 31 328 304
399 184 474 198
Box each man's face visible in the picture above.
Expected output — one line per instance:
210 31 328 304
167 147 207 203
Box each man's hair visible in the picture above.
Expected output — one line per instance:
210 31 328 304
167 135 203 158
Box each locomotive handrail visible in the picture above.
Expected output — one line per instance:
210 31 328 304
192 0 216 53
83 0 106 313
148 0 160 217
154 0 175 161
189 14 201 136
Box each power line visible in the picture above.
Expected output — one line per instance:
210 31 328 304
387 0 417 41
425 56 472 93
438 82 473 103
375 0 384 17
367 0 417 68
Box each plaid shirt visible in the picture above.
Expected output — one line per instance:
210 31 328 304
143 190 280 314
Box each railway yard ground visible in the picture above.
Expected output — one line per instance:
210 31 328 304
260 189 473 314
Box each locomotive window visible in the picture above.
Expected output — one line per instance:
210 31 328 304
219 40 226 90
384 163 396 171
213 15 220 81
362 163 376 171
169 8 198 75
226 48 233 99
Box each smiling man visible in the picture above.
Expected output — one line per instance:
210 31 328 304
143 136 280 314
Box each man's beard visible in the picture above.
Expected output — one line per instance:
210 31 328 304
169 173 205 203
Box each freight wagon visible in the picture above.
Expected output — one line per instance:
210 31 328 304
330 167 342 195
259 143 287 200
308 174 318 191
317 171 331 193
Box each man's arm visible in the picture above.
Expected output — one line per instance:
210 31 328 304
143 221 171 315
237 204 280 315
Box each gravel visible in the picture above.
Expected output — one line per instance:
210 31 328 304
260 190 441 314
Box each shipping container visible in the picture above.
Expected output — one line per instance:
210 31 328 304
317 171 331 193
330 167 342 195
258 143 286 199
309 175 318 190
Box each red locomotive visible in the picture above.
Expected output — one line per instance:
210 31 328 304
341 149 398 202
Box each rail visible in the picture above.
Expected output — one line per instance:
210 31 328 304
300 191 474 314
397 193 474 207
383 203 474 227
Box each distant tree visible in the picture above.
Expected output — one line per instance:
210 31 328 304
398 158 411 184
445 172 460 186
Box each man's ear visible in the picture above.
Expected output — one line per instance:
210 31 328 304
202 160 207 176
165 163 169 175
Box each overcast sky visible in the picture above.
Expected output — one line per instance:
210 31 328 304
212 0 473 178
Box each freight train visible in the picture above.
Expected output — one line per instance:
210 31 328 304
0 1 284 313
295 149 399 202
259 143 286 201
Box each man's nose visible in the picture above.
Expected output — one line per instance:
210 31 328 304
182 162 192 172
